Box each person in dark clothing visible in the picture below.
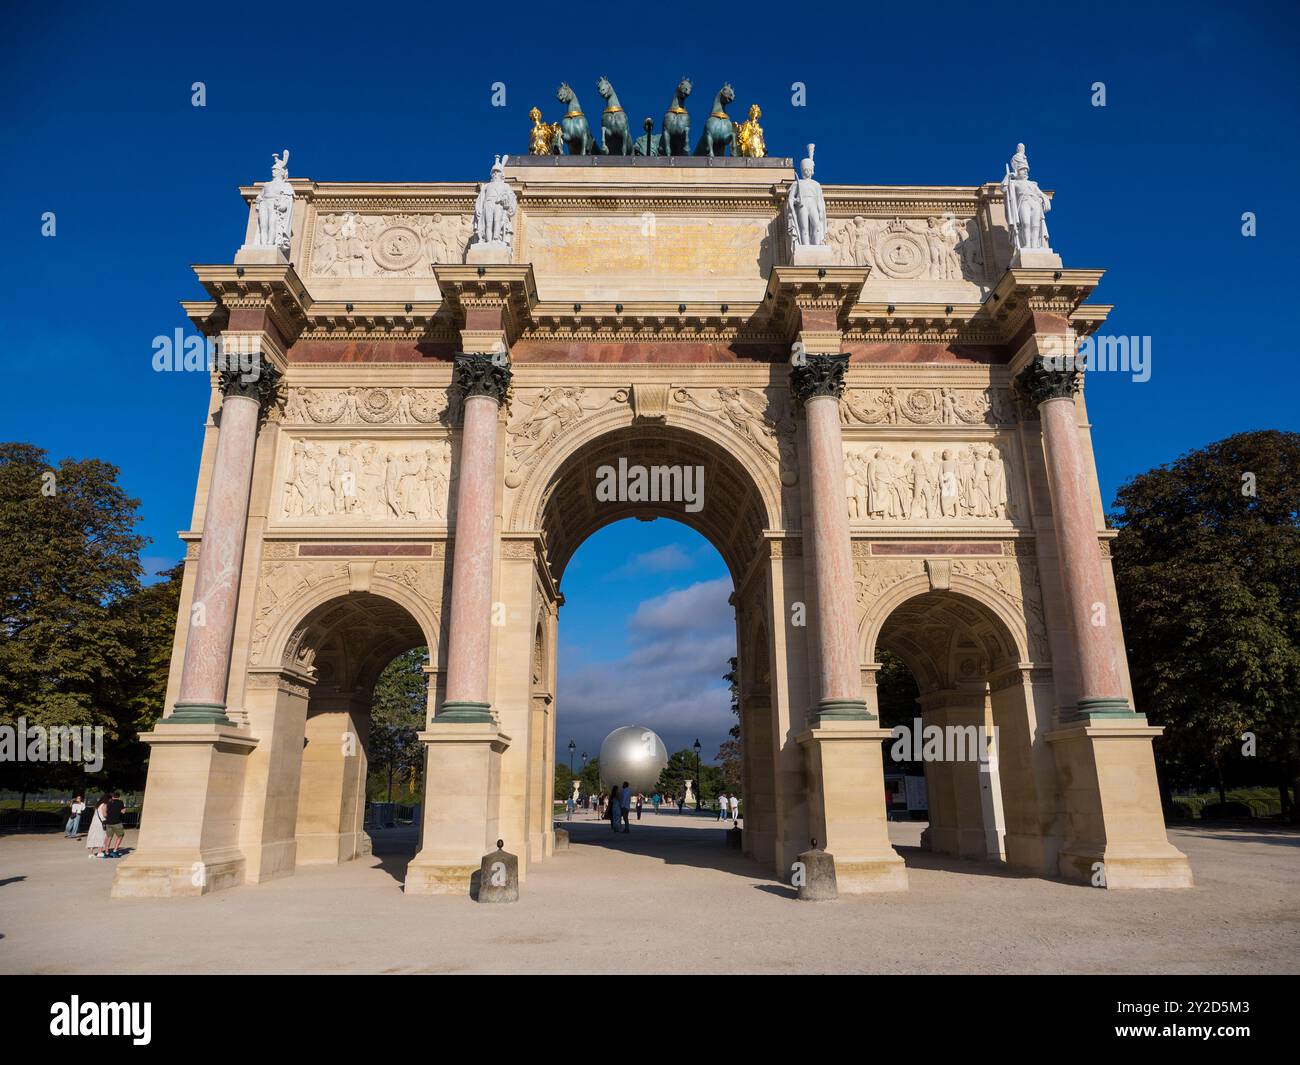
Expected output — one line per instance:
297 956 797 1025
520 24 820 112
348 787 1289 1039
619 781 631 833
635 793 644 821
103 791 126 857
608 785 622 833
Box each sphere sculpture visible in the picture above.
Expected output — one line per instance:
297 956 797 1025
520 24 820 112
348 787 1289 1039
598 725 669 794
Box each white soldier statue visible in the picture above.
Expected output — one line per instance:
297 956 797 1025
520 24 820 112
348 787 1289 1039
1002 142 1051 251
253 149 295 252
471 155 518 249
785 144 828 260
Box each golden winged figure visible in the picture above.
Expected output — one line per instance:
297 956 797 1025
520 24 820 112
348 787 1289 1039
528 106 562 155
734 103 766 158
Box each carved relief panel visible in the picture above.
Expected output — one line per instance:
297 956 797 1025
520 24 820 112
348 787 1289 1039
307 212 472 277
826 215 987 282
274 436 455 525
843 439 1020 525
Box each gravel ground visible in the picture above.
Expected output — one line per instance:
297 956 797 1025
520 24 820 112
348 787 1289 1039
2 813 1296 974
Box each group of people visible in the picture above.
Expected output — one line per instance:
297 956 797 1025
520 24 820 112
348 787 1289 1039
715 792 741 822
61 792 129 859
561 787 741 830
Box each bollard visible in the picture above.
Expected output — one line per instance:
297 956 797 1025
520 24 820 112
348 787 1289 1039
475 840 519 903
792 838 837 901
554 828 570 851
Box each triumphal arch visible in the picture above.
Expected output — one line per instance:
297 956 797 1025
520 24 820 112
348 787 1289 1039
113 109 1192 898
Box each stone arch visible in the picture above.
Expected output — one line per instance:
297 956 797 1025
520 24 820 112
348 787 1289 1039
860 572 1033 679
260 569 443 678
513 416 779 584
509 399 787 557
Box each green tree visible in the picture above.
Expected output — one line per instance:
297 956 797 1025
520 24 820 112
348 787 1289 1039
876 649 921 768
0 443 150 798
715 657 742 792
367 647 428 803
1110 431 1300 815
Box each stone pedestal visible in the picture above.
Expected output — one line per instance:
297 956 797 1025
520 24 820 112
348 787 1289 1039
791 244 834 266
405 724 510 895
1048 722 1194 888
1011 246 1063 269
111 725 258 898
797 722 907 893
234 245 289 266
465 242 512 264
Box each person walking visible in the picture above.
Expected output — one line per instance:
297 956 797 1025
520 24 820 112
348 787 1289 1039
565 795 574 821
85 794 109 859
652 792 661 815
620 781 631 833
103 791 126 857
635 793 644 821
607 785 622 834
676 792 685 814
717 792 729 822
729 792 740 822
64 795 85 839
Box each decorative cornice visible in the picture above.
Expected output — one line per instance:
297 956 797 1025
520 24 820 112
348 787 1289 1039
791 353 850 405
193 263 313 345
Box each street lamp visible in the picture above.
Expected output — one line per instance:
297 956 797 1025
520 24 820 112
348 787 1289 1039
693 738 702 812
568 739 576 774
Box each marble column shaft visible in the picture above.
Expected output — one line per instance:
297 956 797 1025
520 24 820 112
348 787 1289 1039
1036 392 1129 715
171 383 263 723
805 394 862 708
443 393 498 712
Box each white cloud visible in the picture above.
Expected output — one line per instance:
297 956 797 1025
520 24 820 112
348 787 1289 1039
559 578 736 756
607 543 696 579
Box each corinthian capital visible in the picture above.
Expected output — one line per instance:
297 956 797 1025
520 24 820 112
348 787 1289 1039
218 360 282 412
1015 357 1082 406
790 353 849 405
454 352 513 405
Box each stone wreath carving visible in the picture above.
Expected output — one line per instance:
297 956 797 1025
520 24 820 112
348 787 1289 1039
841 386 1015 427
281 386 451 426
310 212 472 277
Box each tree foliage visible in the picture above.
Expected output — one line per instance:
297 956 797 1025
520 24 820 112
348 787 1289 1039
715 656 743 792
0 442 148 733
367 647 428 801
1110 430 1300 809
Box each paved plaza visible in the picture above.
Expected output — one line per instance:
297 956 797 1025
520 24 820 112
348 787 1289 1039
3 815 1296 974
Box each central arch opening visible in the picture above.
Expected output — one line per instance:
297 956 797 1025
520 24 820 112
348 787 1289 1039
534 420 781 877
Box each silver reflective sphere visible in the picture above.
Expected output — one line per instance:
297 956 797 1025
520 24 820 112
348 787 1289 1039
598 725 669 794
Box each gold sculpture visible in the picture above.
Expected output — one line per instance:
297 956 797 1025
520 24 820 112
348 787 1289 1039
734 103 766 158
528 106 561 155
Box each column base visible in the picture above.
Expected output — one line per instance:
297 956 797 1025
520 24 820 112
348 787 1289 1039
405 723 510 896
112 847 246 898
166 701 235 727
404 861 480 895
435 700 494 724
1059 843 1195 889
1074 696 1144 720
112 723 257 899
835 854 909 893
810 697 874 723
1047 720 1193 890
796 721 908 893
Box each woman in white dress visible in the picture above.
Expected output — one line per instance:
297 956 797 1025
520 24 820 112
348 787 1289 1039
85 794 109 858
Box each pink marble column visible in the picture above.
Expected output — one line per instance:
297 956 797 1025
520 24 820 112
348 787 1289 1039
439 354 511 722
170 369 275 724
1021 359 1133 718
793 355 870 721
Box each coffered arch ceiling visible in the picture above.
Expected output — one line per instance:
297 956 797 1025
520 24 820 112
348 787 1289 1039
539 424 769 586
876 590 1019 694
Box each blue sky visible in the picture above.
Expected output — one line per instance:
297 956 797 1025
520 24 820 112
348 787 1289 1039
2 2 1297 758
